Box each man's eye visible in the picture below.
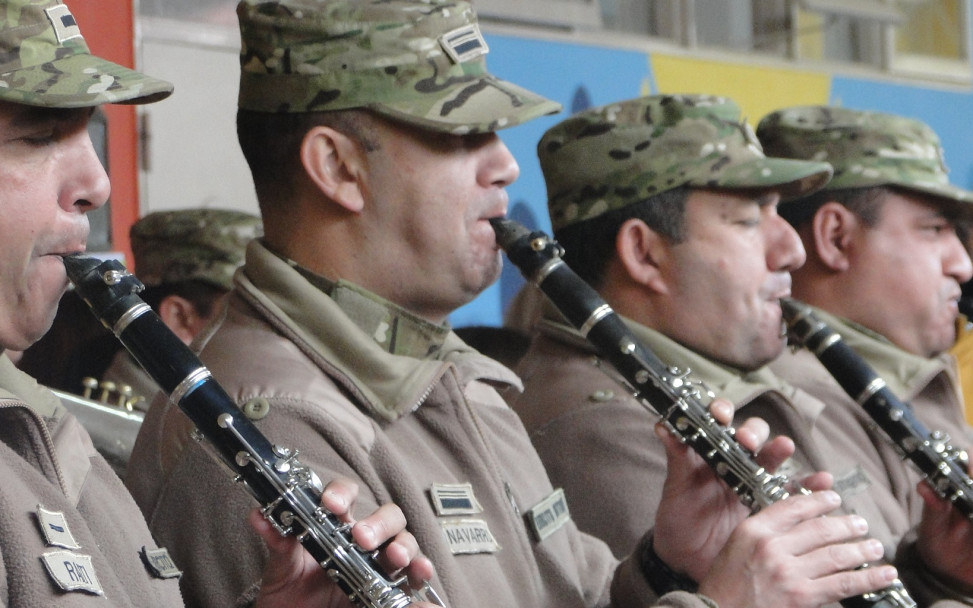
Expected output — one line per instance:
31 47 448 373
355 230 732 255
21 130 56 145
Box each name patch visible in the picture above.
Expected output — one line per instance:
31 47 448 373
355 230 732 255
440 519 499 555
40 550 103 595
140 546 182 579
36 505 80 550
525 488 570 542
430 482 482 516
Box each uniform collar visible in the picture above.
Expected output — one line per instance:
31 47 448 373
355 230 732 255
237 241 516 421
802 306 948 401
283 258 451 359
539 312 797 407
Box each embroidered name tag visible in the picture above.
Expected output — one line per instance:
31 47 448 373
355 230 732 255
430 483 483 516
525 488 570 542
140 546 182 579
36 505 80 550
40 550 103 595
440 519 500 554
833 464 872 499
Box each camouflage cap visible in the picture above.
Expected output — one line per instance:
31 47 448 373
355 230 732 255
540 94 833 232
131 209 263 291
756 105 973 207
236 0 561 133
0 0 172 108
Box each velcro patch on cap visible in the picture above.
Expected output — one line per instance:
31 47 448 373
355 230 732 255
440 519 500 554
40 550 104 595
44 5 83 44
524 488 570 542
439 23 488 64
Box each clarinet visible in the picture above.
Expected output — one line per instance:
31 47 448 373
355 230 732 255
63 254 443 608
780 297 973 521
490 218 915 608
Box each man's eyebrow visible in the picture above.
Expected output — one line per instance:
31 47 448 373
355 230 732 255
754 191 780 207
7 106 92 128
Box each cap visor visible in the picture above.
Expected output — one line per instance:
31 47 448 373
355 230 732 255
713 157 833 200
371 75 560 133
0 53 172 108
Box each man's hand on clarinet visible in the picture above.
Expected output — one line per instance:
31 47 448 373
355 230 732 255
251 477 439 608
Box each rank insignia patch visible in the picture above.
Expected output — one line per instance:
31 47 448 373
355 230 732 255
439 23 489 64
430 482 483 516
36 505 80 550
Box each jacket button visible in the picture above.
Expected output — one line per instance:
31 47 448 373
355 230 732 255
242 397 271 420
589 389 614 402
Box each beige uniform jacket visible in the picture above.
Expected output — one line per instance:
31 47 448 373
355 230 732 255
511 315 968 607
126 241 715 608
0 354 183 606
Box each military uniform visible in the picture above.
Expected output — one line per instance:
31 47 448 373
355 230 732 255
511 94 971 607
514 312 912 558
128 241 716 608
0 354 183 606
756 106 973 606
101 209 262 407
0 1 176 603
127 4 723 608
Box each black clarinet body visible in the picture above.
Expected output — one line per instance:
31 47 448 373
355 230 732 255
781 297 973 521
63 254 437 608
491 218 915 608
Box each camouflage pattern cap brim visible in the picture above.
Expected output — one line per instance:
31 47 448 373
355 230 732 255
237 0 560 133
757 105 973 208
540 94 833 232
0 1 172 108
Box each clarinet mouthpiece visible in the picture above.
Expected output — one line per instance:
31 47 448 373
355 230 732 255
62 253 104 284
489 217 529 251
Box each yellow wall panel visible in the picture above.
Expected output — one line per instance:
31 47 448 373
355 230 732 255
651 54 831 123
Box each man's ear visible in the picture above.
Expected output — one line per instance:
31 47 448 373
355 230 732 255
299 125 366 213
811 201 859 272
156 295 204 345
614 218 671 294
